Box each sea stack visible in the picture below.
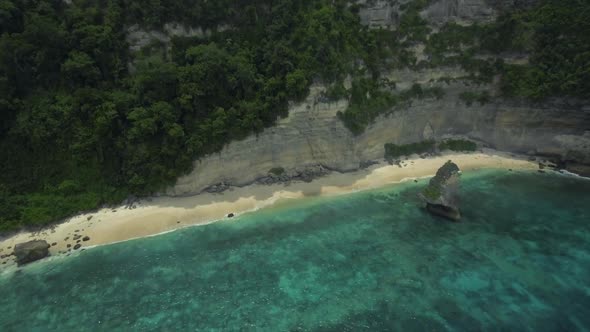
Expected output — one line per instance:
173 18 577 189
13 240 50 265
420 160 461 221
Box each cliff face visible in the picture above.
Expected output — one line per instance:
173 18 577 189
423 0 496 25
356 0 538 28
126 23 229 52
166 1 587 196
169 74 590 195
356 0 403 28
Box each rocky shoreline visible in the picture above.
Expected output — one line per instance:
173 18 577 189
202 164 332 194
199 150 589 196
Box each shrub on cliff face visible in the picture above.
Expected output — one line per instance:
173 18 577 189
339 82 445 135
269 167 285 176
439 139 477 152
459 91 491 106
384 140 436 160
338 78 399 135
324 82 349 100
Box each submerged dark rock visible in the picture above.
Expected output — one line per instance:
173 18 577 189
564 162 590 177
426 203 461 221
420 160 461 221
73 244 81 250
13 240 50 265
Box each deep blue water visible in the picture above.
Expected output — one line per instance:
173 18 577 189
0 170 589 331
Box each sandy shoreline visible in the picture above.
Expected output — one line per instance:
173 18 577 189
0 151 540 268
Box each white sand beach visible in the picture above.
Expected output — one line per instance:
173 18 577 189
0 151 540 267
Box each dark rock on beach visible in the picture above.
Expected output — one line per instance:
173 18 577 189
206 182 230 193
74 244 81 250
420 161 461 221
227 213 235 218
359 160 379 169
82 236 90 241
13 240 50 265
257 165 331 185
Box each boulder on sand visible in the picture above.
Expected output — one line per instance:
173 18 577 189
13 240 50 265
420 160 462 221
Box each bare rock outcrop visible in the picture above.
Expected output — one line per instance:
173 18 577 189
356 0 403 29
422 0 496 25
421 0 538 26
13 240 50 265
420 161 461 221
126 23 230 52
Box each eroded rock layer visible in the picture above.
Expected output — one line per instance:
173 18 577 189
169 80 589 196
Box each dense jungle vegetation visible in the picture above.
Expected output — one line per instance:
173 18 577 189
0 0 588 232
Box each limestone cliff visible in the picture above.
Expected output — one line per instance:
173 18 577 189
421 0 537 25
168 74 590 195
126 23 229 52
355 0 537 28
164 1 588 196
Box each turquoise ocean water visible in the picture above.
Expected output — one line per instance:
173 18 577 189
1 170 589 331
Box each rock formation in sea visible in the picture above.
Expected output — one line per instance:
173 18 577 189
420 161 461 221
13 240 50 265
